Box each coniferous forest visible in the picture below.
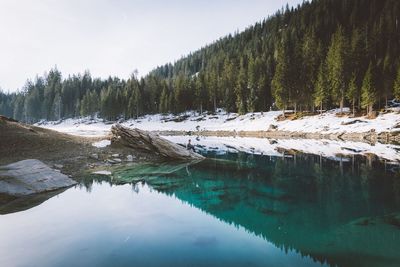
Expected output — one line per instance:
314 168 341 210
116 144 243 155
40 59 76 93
1 0 400 122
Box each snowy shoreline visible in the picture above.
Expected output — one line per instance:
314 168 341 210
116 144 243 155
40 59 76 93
163 135 400 163
34 109 400 162
35 108 400 138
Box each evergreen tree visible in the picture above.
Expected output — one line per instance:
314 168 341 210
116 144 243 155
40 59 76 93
194 72 208 114
361 63 377 117
394 63 400 101
302 30 320 110
313 63 329 114
326 26 350 113
235 59 247 115
220 59 236 112
271 43 290 115
346 73 358 116
247 56 258 113
159 82 169 114
207 70 218 112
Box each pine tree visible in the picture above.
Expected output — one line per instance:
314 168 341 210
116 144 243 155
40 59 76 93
394 64 400 100
346 73 358 116
326 26 350 113
271 43 290 115
207 70 218 112
361 63 377 117
302 30 319 110
159 82 169 114
235 59 247 115
220 59 236 112
247 56 258 113
313 63 328 114
382 51 394 109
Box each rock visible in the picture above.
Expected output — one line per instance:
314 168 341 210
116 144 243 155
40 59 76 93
268 124 278 131
111 124 205 160
341 119 367 125
112 153 120 157
90 153 99 160
92 170 112 176
107 158 122 164
53 164 63 169
0 159 76 196
126 155 134 162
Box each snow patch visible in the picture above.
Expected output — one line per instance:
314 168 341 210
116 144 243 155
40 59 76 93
92 170 112 175
92 140 111 148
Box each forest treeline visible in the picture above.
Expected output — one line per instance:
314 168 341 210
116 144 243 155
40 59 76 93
1 0 400 122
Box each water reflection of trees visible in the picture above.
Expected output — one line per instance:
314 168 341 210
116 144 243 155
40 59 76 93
147 151 400 267
74 151 400 266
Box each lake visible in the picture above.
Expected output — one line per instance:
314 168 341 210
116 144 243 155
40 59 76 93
1 147 400 267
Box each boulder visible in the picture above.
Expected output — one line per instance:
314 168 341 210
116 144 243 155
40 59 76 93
111 124 205 160
0 159 77 196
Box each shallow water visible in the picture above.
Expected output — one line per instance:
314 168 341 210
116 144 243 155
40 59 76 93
1 151 399 267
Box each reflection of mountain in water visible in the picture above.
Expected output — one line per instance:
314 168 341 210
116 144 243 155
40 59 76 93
117 153 400 267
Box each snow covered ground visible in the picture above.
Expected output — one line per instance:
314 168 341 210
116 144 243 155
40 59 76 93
34 109 400 162
36 109 400 137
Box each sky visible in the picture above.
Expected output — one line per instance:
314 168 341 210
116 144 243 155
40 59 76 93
0 0 304 92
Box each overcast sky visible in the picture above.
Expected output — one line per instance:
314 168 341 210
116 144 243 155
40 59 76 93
0 0 303 92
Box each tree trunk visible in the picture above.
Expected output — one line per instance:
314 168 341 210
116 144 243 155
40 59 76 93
385 95 388 111
340 97 344 113
369 103 374 117
320 102 323 115
213 97 216 113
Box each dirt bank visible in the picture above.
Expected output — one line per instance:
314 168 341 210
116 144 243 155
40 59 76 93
0 117 158 178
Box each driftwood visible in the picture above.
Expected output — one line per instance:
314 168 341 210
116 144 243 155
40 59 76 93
111 124 204 160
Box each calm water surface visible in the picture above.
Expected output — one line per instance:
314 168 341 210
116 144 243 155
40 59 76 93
0 151 399 267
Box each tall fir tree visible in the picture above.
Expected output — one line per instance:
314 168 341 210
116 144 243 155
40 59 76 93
313 63 329 114
271 42 290 115
394 63 400 101
326 26 350 113
346 72 358 116
235 58 248 115
361 62 377 117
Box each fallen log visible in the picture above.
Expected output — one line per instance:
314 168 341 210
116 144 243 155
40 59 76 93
111 124 205 160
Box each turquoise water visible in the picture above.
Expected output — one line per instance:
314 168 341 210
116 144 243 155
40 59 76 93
1 152 399 267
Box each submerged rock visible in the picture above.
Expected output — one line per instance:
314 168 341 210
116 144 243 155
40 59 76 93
90 153 99 160
107 158 122 164
0 159 76 196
